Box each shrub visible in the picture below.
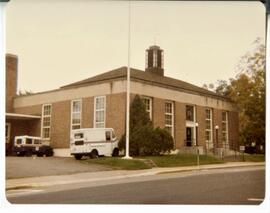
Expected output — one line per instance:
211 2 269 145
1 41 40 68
119 94 174 156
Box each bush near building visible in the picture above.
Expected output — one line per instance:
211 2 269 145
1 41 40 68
119 95 174 156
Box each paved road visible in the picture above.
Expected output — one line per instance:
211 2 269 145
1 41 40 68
7 167 265 204
6 157 111 179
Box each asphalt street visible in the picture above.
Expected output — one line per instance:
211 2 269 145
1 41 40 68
7 167 265 205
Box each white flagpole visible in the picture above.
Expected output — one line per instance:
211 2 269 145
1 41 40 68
123 0 132 159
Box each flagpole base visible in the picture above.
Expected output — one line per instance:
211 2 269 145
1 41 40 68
122 156 133 160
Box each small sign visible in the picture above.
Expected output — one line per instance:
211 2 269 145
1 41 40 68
240 146 245 151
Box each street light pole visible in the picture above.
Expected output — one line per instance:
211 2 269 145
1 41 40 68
123 0 132 159
215 125 219 156
195 123 199 168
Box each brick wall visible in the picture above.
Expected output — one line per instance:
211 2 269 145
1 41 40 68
213 108 223 148
12 92 239 152
196 105 206 147
82 97 94 128
152 97 165 128
106 93 126 139
175 101 186 149
6 54 18 112
51 101 71 148
228 111 239 150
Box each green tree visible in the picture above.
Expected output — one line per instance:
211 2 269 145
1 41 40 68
119 94 174 156
204 38 265 148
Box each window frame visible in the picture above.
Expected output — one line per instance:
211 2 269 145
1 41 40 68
71 99 82 130
94 96 106 128
142 96 152 120
186 105 195 122
165 101 174 137
221 111 229 147
41 104 52 140
205 108 213 145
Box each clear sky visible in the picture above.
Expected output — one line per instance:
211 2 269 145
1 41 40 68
6 0 265 93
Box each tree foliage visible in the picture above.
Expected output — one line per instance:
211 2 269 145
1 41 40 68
119 95 174 156
203 38 265 147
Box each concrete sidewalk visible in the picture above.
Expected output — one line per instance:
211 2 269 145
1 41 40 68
6 162 265 190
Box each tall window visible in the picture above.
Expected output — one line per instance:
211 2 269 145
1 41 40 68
165 101 174 136
205 108 213 148
186 105 194 121
42 104 52 139
142 97 152 120
71 100 82 130
222 111 229 148
94 96 106 128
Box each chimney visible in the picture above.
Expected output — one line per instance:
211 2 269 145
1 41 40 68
6 54 18 113
145 45 164 76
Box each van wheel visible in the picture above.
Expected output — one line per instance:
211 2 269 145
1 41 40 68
112 148 119 157
74 154 82 160
90 150 98 159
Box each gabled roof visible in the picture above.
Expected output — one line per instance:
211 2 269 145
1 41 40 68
61 66 230 101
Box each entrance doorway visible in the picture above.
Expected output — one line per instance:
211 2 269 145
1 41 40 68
186 127 194 147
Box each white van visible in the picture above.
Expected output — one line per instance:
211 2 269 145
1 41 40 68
13 135 53 157
70 128 119 160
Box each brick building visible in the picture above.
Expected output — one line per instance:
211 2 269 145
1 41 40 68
5 45 239 156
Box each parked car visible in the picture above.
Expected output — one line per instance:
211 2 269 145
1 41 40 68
13 135 53 157
70 128 119 160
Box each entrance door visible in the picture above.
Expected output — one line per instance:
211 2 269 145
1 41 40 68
186 127 192 146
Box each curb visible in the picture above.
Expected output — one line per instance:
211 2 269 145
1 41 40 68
6 162 265 191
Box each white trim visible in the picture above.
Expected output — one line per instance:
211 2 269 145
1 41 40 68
53 148 72 157
142 96 152 120
165 101 174 137
94 96 106 128
41 104 52 140
205 108 213 149
14 80 235 111
221 111 229 149
5 123 11 143
70 99 82 131
153 50 157 67
6 113 41 119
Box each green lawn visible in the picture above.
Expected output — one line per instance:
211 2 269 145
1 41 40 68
81 154 223 170
81 157 151 170
142 154 223 167
243 154 265 162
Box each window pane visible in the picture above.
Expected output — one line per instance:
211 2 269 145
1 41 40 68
165 102 172 113
96 111 104 122
165 114 172 125
43 117 51 127
96 122 105 128
186 105 194 121
43 105 51 116
73 101 81 113
43 128 50 138
96 97 105 110
206 120 211 129
206 109 211 119
72 113 81 124
222 112 227 121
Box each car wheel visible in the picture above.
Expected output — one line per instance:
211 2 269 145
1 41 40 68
112 148 119 157
74 154 82 160
90 150 98 159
